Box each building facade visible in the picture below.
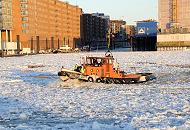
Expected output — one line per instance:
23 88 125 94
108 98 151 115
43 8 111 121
133 20 157 51
158 0 190 51
125 25 135 37
81 13 109 49
110 20 126 34
0 0 13 51
157 34 190 51
159 0 190 31
0 0 82 53
110 20 126 41
136 20 157 36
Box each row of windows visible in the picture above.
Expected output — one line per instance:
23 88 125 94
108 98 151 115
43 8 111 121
20 0 28 3
0 15 12 21
22 29 28 33
1 22 12 29
22 23 28 29
21 3 28 9
21 10 28 16
0 8 12 15
21 1 29 34
22 17 28 21
0 2 12 8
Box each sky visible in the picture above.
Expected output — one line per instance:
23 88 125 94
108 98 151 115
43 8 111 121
62 0 158 25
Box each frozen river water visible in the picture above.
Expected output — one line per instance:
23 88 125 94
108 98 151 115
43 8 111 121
0 51 190 130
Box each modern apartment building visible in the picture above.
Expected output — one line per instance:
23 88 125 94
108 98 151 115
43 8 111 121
81 13 109 48
159 0 190 31
0 0 82 53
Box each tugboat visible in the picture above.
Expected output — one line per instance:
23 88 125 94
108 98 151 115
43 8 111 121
58 51 155 84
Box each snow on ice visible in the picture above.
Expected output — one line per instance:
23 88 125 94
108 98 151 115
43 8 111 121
0 51 190 130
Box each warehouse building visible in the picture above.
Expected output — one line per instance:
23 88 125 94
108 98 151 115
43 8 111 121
133 20 157 51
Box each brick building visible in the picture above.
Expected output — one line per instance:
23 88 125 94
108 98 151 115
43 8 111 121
125 25 135 37
0 0 82 53
110 20 126 34
110 20 126 40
